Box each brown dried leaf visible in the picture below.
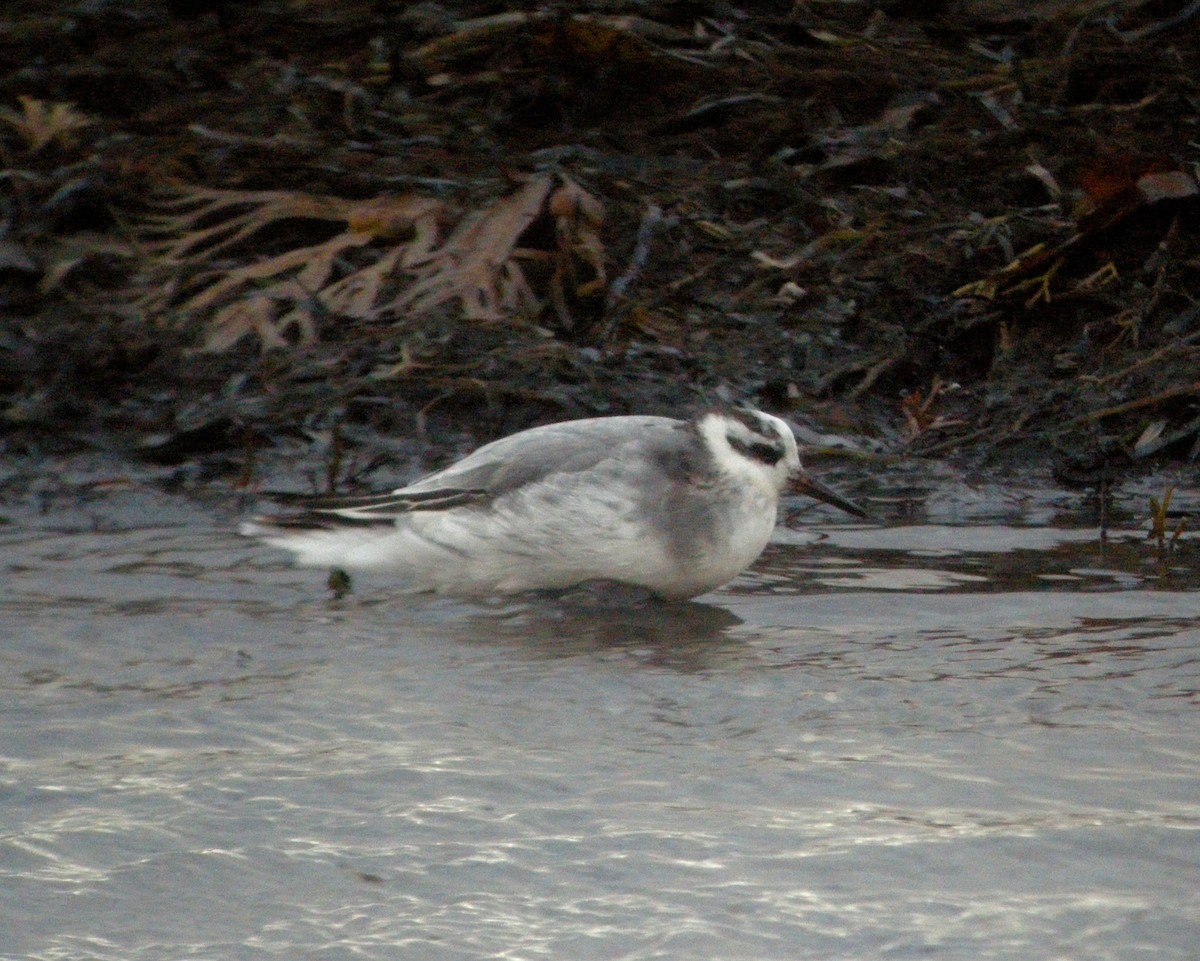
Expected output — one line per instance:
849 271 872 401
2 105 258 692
320 245 410 318
386 175 556 320
546 179 608 327
0 95 91 153
200 296 300 352
143 187 445 349
146 175 606 351
145 187 429 263
176 235 360 315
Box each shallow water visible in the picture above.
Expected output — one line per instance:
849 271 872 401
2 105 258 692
2 470 1199 961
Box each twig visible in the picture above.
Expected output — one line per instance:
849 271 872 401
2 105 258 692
846 355 900 400
915 405 1039 457
606 204 671 310
1071 383 1200 425
911 423 990 457
1103 0 1200 42
1091 330 1200 387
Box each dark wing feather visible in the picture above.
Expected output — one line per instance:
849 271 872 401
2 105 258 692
269 488 490 515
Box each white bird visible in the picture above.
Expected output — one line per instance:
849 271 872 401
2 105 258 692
240 408 865 600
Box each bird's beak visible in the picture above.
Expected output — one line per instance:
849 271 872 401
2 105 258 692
791 470 868 518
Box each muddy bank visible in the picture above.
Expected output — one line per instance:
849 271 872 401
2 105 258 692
1 0 1198 491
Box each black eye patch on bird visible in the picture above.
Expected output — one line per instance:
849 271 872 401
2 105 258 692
727 435 785 465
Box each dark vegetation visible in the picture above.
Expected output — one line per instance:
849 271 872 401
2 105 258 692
2 0 1198 488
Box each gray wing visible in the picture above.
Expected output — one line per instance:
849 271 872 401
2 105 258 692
263 416 695 526
402 416 689 496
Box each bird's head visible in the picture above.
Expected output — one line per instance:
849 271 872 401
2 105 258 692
697 408 866 517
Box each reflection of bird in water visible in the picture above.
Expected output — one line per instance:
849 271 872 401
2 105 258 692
480 589 748 669
242 408 864 600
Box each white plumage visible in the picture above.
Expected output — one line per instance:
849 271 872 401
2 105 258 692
241 408 863 600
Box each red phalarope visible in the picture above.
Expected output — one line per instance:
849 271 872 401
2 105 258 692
240 408 865 600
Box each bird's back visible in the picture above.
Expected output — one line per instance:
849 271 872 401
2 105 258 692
399 416 691 498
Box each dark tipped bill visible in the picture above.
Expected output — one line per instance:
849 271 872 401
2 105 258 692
792 471 868 518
